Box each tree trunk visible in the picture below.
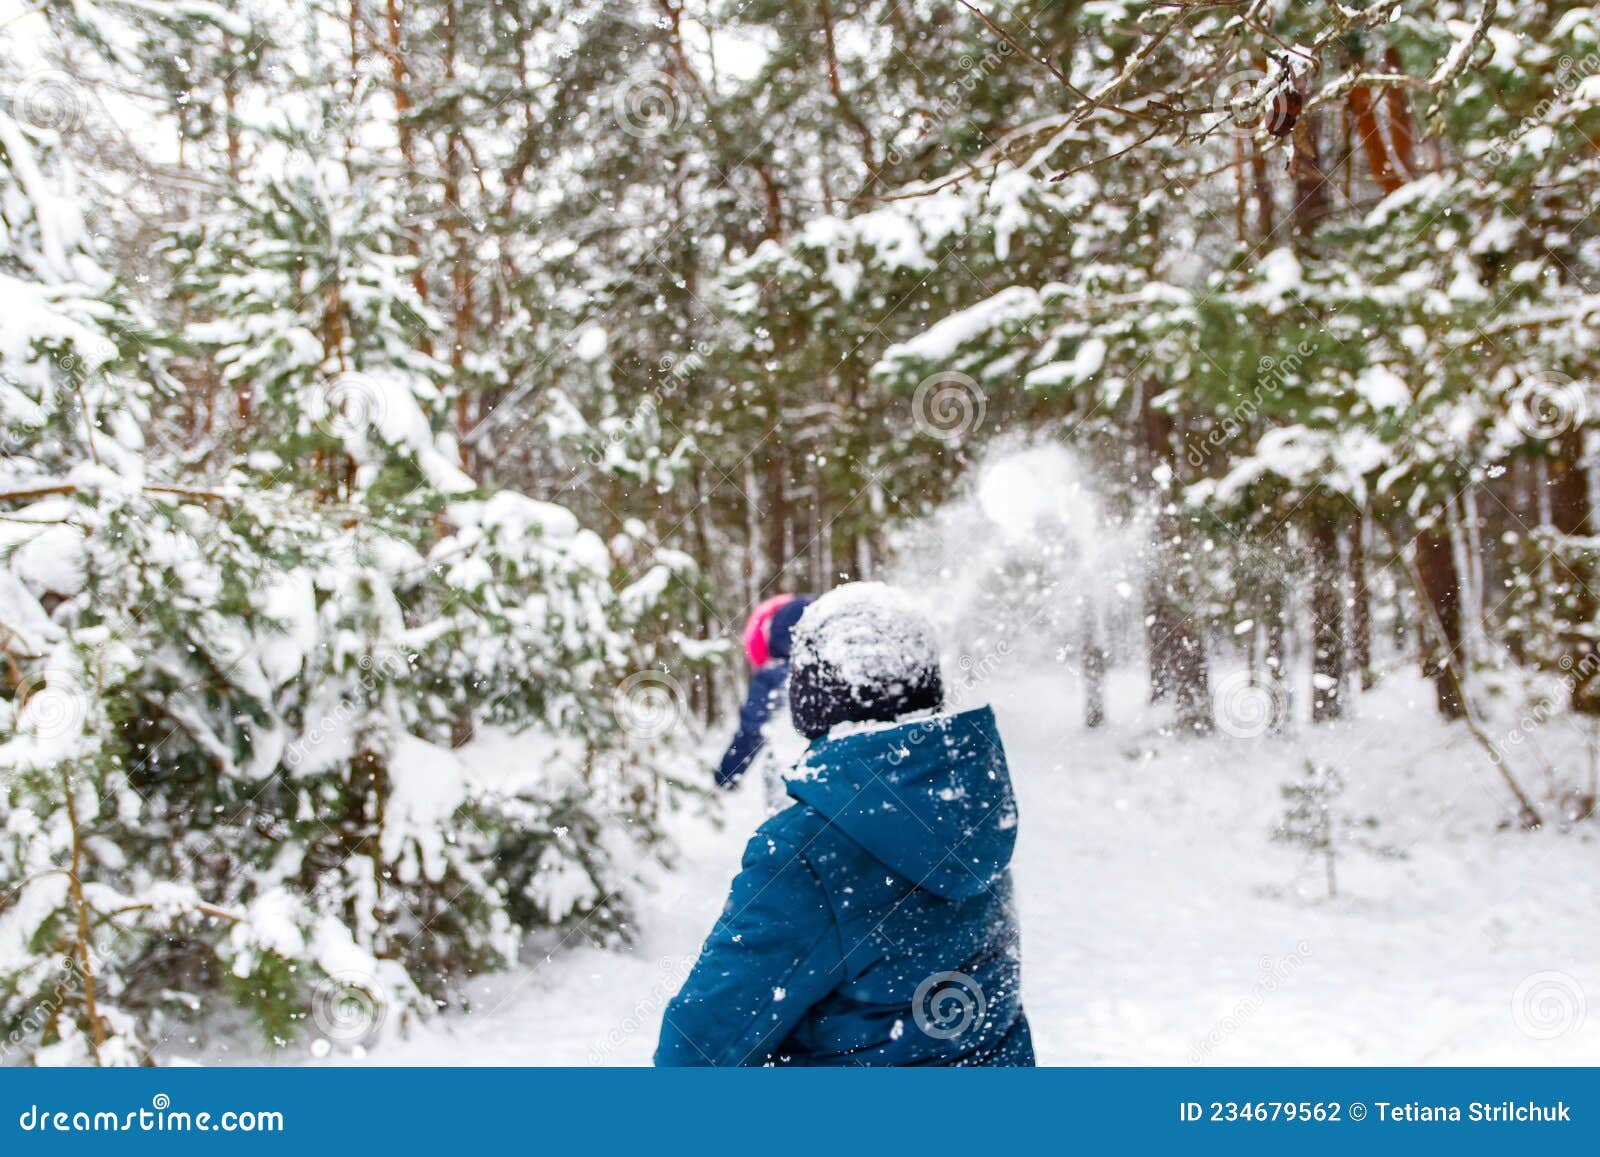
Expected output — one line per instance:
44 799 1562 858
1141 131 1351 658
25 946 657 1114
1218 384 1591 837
686 460 718 725
764 448 790 591
222 43 241 184
1250 140 1275 238
1164 604 1213 734
1382 46 1418 175
382 0 431 332
1347 83 1403 194
1415 527 1465 719
1457 490 1486 663
1232 137 1249 242
1548 429 1599 711
1140 389 1212 732
1142 396 1174 705
1290 108 1331 242
1309 510 1346 721
743 461 761 607
1082 608 1106 729
1348 511 1373 689
443 0 476 476
1264 550 1292 732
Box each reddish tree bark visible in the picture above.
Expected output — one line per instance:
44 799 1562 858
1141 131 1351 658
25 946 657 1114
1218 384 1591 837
1347 83 1404 194
1250 141 1275 238
1416 528 1465 719
1383 47 1418 175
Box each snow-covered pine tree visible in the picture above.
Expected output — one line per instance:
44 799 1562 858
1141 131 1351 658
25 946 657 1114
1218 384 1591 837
1 47 698 1064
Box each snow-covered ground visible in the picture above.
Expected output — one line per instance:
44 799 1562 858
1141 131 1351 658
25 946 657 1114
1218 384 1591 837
286 660 1597 1066
250 443 1600 1067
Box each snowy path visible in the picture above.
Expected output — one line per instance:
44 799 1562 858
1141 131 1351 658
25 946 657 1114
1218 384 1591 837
324 666 1599 1066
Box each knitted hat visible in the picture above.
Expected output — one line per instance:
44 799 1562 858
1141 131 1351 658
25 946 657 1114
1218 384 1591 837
788 582 944 740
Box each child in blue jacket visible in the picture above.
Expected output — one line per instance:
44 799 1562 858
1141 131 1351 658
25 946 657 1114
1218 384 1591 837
715 596 812 807
658 582 1034 1067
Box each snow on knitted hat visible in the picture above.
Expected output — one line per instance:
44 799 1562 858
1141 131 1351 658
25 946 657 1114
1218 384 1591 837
788 582 944 740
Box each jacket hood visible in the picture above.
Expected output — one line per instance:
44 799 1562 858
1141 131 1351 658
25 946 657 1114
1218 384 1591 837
786 705 1017 900
766 595 813 660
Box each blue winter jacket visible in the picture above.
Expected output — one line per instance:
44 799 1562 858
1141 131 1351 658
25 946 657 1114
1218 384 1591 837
658 705 1034 1066
716 598 811 789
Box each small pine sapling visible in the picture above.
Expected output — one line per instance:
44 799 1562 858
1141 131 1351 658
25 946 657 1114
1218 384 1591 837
1273 760 1344 900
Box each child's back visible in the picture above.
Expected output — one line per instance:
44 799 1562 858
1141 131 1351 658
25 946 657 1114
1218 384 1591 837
658 583 1032 1067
